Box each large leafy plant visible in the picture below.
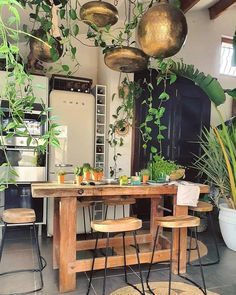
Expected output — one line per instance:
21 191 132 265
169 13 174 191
194 115 236 209
0 0 60 190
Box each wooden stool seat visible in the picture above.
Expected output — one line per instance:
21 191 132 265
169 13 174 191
91 217 142 233
2 208 36 224
77 201 94 208
155 215 200 229
104 197 136 206
189 201 213 212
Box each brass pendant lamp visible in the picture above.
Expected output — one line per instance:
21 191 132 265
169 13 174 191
137 0 188 58
80 0 119 27
29 5 63 63
104 46 148 73
104 0 148 73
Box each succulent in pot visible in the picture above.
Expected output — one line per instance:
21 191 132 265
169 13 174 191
57 169 66 184
74 166 83 184
140 169 150 184
82 163 92 181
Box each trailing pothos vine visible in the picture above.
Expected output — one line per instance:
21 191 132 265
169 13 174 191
0 0 60 190
108 76 142 177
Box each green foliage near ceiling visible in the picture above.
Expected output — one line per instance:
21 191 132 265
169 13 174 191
170 60 226 106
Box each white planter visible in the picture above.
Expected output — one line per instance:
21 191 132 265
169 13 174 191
219 203 236 251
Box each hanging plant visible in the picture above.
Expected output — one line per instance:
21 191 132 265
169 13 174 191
108 76 142 177
0 0 60 190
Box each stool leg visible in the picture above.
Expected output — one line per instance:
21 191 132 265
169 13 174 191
123 204 125 218
208 211 220 264
114 205 116 220
104 205 108 220
32 223 44 291
195 227 207 294
103 232 110 295
87 232 99 295
88 206 93 238
122 232 128 283
133 230 145 295
168 229 174 295
146 226 161 295
83 207 87 239
0 223 7 262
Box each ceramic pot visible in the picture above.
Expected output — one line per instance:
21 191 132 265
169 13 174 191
57 175 65 184
83 171 91 181
142 175 149 184
219 203 236 251
92 172 99 181
75 175 83 185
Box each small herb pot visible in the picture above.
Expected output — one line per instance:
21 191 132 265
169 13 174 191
142 174 149 184
75 175 83 185
57 175 65 184
93 172 99 182
83 171 91 181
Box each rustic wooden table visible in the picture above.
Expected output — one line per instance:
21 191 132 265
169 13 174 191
31 182 209 293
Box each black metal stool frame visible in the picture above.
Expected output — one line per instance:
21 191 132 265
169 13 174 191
0 222 46 295
87 230 145 295
146 225 207 295
188 210 220 266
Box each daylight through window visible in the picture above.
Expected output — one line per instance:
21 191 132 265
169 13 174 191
220 37 236 76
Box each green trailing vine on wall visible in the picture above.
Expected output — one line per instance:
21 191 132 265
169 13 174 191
0 0 60 190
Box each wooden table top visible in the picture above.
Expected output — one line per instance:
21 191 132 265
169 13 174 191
31 182 209 198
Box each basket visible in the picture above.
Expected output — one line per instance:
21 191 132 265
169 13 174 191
169 168 185 181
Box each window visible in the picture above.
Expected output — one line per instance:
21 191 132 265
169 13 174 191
220 37 236 77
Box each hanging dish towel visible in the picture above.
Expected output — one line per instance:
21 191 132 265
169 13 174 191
175 181 200 207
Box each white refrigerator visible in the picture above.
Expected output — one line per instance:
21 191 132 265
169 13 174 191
47 90 95 236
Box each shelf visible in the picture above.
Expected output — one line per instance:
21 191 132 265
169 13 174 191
94 84 107 173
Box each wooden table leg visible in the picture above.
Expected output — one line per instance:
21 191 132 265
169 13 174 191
172 195 188 274
53 198 60 269
59 197 77 293
150 196 163 248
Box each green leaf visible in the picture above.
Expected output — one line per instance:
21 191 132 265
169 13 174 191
69 9 77 20
42 3 51 13
62 64 69 72
0 45 9 54
151 146 157 154
60 8 66 19
73 24 79 36
159 92 170 100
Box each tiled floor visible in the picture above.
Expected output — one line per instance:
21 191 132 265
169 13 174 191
0 218 236 295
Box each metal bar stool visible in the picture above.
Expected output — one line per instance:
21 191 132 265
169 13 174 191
146 215 207 295
87 217 145 295
0 208 45 295
77 200 95 239
188 201 220 266
104 197 136 220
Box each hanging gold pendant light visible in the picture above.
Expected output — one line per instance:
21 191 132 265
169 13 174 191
29 29 63 63
104 46 149 73
80 1 118 27
137 0 188 58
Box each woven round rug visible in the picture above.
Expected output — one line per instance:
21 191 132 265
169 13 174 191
110 282 218 295
113 231 208 262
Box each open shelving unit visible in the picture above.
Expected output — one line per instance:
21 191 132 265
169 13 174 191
93 85 107 173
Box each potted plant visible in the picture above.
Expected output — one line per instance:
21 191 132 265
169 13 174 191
74 166 83 184
82 163 91 181
140 169 150 184
57 169 66 184
150 155 182 182
194 119 236 250
92 167 100 181
97 167 104 181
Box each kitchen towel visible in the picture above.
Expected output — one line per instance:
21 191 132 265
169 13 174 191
174 181 200 206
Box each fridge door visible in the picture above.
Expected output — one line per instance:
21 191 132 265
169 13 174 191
47 90 95 236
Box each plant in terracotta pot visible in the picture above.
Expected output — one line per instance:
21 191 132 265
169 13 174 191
97 167 104 181
140 169 150 184
74 166 83 185
57 169 66 184
92 167 100 182
194 116 236 250
82 163 91 181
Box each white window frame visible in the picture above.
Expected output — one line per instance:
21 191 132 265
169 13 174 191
220 37 236 77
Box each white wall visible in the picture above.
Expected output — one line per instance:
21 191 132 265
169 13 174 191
175 8 236 125
97 7 236 176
